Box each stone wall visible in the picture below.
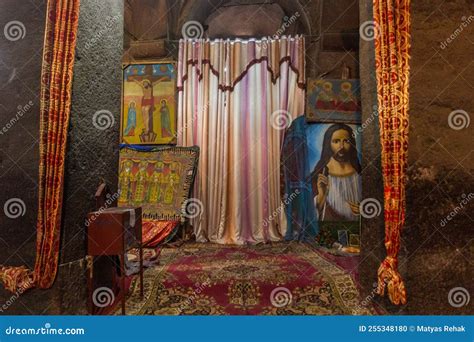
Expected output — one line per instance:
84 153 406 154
0 0 124 315
0 0 55 315
58 0 124 314
405 0 473 315
0 0 45 273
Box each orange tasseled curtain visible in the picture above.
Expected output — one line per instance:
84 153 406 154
0 0 80 293
373 0 411 305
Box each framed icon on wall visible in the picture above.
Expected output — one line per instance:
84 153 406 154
121 61 177 145
306 79 362 124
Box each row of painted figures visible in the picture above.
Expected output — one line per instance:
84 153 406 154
118 160 181 205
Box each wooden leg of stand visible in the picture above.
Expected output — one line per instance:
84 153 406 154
120 254 126 315
139 244 144 299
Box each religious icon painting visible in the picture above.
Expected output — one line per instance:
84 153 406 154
118 146 200 221
306 123 362 222
121 61 177 145
305 79 362 124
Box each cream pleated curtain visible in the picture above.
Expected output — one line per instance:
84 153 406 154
177 36 305 244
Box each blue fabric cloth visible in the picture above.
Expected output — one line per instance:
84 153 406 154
282 116 319 241
123 108 136 136
119 144 173 151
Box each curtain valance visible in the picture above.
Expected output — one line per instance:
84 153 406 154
177 36 306 92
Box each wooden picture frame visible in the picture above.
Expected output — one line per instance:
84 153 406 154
121 60 177 145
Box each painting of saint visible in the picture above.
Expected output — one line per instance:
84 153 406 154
159 99 172 138
121 62 177 145
337 81 359 112
307 123 362 221
118 160 133 204
315 81 337 110
123 101 137 136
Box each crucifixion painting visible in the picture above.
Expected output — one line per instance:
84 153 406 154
122 62 177 145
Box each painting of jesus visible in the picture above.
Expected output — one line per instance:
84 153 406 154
307 123 362 221
121 62 177 145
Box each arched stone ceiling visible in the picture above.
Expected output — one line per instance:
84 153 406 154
125 0 315 42
176 0 313 38
205 4 286 38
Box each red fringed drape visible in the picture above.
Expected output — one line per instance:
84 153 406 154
142 220 179 247
373 0 411 305
0 0 80 293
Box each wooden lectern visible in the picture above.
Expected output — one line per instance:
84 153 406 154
87 206 143 315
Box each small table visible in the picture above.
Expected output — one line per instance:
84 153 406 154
87 206 144 315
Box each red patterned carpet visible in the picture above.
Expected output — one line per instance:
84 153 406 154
119 243 381 315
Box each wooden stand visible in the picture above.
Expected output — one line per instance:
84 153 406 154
87 207 144 315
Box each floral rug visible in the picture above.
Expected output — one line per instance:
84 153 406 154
117 243 381 315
